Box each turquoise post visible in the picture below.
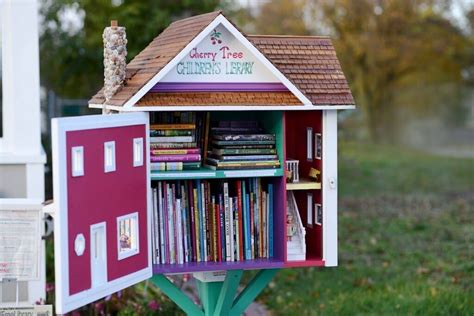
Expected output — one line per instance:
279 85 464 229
149 269 278 316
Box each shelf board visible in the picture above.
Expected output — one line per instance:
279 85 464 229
151 167 284 180
153 258 284 274
286 178 321 190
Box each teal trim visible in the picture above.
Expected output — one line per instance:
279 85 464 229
196 281 223 316
149 274 204 316
150 168 284 180
213 270 243 316
229 269 278 316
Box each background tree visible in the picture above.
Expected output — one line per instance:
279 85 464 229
40 0 220 98
234 0 472 143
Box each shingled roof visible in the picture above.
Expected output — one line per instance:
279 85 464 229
89 11 354 108
248 35 354 105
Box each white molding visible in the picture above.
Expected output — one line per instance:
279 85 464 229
103 141 116 173
133 137 144 167
116 212 140 260
71 146 85 177
90 104 356 112
322 110 338 267
118 14 312 108
52 112 152 314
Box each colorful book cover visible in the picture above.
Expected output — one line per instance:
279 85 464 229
150 123 196 130
229 197 235 262
150 154 201 162
218 194 225 262
223 182 231 262
150 129 193 137
151 148 200 155
193 186 201 262
158 183 166 264
268 183 274 258
200 182 208 262
150 136 194 143
211 148 277 156
245 193 251 260
249 191 255 260
150 142 198 149
176 197 184 264
233 197 239 261
213 134 275 141
236 181 244 261
180 184 189 263
211 196 217 262
212 140 275 146
212 144 274 150
163 182 170 265
151 187 157 265
188 182 196 262
209 154 278 161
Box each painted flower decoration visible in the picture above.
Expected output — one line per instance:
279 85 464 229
210 29 222 45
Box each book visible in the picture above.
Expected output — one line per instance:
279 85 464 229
151 162 201 171
213 134 275 141
211 148 277 155
151 123 196 130
151 178 273 265
151 148 200 155
205 159 280 170
150 129 193 136
209 154 278 161
150 142 198 149
151 136 194 143
212 140 275 146
151 154 201 162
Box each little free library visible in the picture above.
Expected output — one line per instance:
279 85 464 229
51 11 355 314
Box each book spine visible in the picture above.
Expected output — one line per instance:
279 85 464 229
188 182 196 262
150 142 197 149
151 187 157 265
176 197 183 264
200 182 208 262
158 183 166 264
205 182 212 262
229 197 234 262
250 190 255 260
237 181 244 261
268 184 274 258
150 136 194 143
166 183 175 264
150 154 201 162
223 182 231 262
262 189 267 258
245 193 251 260
181 184 189 263
150 123 196 130
151 148 201 155
193 186 201 262
233 197 239 261
150 129 193 136
218 194 225 262
163 182 170 264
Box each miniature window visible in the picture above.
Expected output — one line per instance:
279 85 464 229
71 146 84 177
104 141 116 173
117 212 139 260
315 133 322 160
133 137 144 167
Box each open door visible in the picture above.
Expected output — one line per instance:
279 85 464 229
52 113 152 314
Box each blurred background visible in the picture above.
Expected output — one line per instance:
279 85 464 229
2 0 472 314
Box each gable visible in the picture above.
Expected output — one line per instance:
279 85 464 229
88 11 355 109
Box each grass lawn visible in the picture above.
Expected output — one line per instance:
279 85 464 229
261 141 474 315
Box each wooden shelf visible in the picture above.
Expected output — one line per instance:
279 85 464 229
151 167 284 180
286 178 321 190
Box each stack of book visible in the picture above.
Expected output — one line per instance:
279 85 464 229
204 121 280 170
150 112 208 171
151 178 274 265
